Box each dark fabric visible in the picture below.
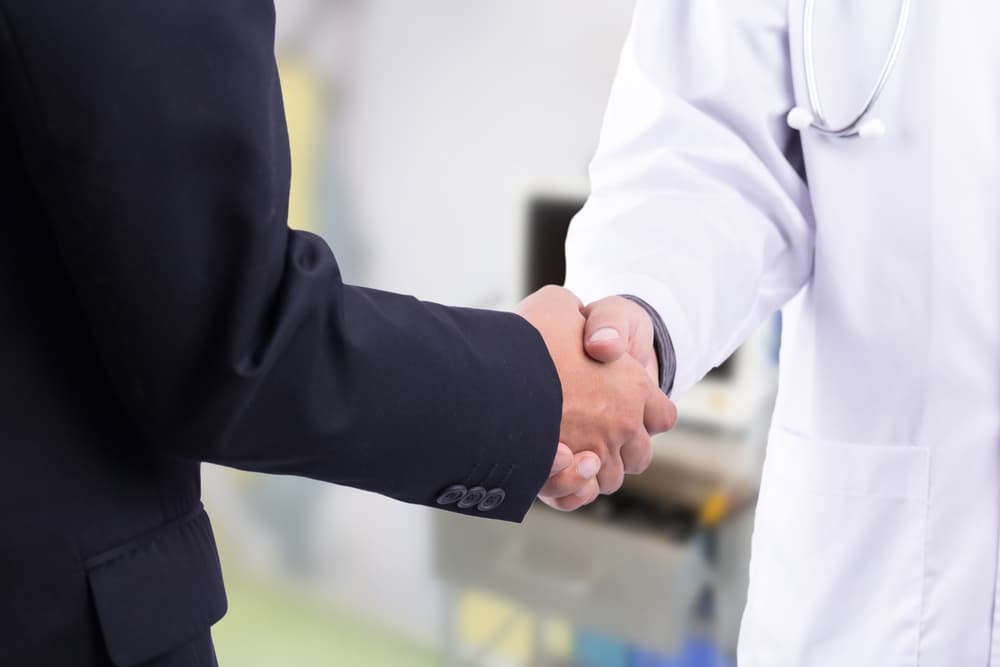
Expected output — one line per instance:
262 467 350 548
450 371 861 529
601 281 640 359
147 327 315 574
133 629 217 667
86 509 227 666
0 0 562 664
621 295 677 395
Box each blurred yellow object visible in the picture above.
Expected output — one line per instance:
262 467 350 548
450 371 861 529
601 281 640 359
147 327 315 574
699 490 730 526
278 58 325 233
709 391 728 412
458 590 573 661
545 617 574 658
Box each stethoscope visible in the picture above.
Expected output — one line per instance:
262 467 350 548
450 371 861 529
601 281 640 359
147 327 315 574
786 0 912 139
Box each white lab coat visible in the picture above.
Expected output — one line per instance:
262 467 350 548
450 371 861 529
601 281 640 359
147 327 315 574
565 1 1000 665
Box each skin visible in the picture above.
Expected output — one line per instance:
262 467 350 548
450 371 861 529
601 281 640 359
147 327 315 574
583 296 663 476
518 287 674 511
582 296 659 385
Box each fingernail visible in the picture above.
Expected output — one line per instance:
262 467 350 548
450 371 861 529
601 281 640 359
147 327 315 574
588 327 620 343
577 456 601 480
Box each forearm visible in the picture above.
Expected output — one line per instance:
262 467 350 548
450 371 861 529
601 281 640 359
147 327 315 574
0 0 561 521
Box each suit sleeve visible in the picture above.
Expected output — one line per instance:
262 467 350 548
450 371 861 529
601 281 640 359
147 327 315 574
0 0 561 522
564 0 815 395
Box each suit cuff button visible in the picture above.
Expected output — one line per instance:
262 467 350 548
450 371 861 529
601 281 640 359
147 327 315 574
436 485 468 506
457 486 487 509
477 489 506 512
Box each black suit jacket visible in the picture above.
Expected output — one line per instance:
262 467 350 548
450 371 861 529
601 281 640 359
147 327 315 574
0 1 562 665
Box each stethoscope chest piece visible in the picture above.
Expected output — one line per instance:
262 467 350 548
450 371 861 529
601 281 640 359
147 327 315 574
786 106 887 139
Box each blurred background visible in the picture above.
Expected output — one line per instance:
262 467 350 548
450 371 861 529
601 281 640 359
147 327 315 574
204 1 782 665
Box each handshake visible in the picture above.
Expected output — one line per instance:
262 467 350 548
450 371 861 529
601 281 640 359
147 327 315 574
517 286 677 512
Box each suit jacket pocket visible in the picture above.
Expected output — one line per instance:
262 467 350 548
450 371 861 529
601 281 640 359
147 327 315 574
85 507 228 666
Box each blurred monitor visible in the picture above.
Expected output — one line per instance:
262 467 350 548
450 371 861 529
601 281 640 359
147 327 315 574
524 197 580 295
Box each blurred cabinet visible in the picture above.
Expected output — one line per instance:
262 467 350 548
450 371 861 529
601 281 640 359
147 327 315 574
432 423 770 666
435 501 705 659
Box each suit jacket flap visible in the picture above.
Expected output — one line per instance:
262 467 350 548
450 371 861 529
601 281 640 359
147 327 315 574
85 508 227 666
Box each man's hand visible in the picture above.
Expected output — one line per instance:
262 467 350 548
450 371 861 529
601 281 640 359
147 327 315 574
538 443 603 511
517 286 676 509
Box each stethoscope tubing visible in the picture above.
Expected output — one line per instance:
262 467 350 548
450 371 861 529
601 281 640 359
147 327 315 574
794 0 913 138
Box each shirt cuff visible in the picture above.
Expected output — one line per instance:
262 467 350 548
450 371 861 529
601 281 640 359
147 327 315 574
621 294 676 396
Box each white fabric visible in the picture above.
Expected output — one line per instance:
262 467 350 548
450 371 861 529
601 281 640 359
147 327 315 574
565 1 1000 665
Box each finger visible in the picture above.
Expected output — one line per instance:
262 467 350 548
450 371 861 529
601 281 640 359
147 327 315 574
596 452 626 495
620 429 653 475
516 285 584 327
550 442 573 476
541 478 600 512
538 284 583 309
583 296 656 366
643 389 678 435
539 451 601 498
581 297 633 363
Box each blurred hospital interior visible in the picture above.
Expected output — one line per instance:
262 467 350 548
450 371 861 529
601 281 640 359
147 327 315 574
204 1 782 665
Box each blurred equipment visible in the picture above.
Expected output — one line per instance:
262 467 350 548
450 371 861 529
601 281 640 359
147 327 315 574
435 499 705 658
431 193 777 666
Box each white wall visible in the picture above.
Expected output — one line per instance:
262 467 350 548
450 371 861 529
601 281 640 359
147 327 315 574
322 0 637 643
341 0 635 307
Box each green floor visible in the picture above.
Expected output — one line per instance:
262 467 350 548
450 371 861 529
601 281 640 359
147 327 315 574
212 573 441 667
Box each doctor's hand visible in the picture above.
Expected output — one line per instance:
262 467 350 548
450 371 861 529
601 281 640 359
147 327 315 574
517 286 676 506
581 296 658 384
579 295 668 486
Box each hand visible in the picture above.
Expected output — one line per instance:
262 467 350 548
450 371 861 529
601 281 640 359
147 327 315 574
538 443 603 511
517 286 676 504
581 295 671 480
582 296 658 384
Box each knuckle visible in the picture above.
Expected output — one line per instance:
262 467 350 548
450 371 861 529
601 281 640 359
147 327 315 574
624 443 652 474
617 410 642 437
656 403 678 432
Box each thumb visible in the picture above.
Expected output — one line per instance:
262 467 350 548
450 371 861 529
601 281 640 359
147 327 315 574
582 297 636 363
550 442 574 475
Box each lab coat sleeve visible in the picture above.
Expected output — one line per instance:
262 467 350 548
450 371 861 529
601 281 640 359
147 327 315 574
564 0 814 395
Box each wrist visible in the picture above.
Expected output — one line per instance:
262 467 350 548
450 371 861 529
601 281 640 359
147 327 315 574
619 294 676 395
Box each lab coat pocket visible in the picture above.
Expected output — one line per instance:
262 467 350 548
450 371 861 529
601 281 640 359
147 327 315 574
740 427 929 667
